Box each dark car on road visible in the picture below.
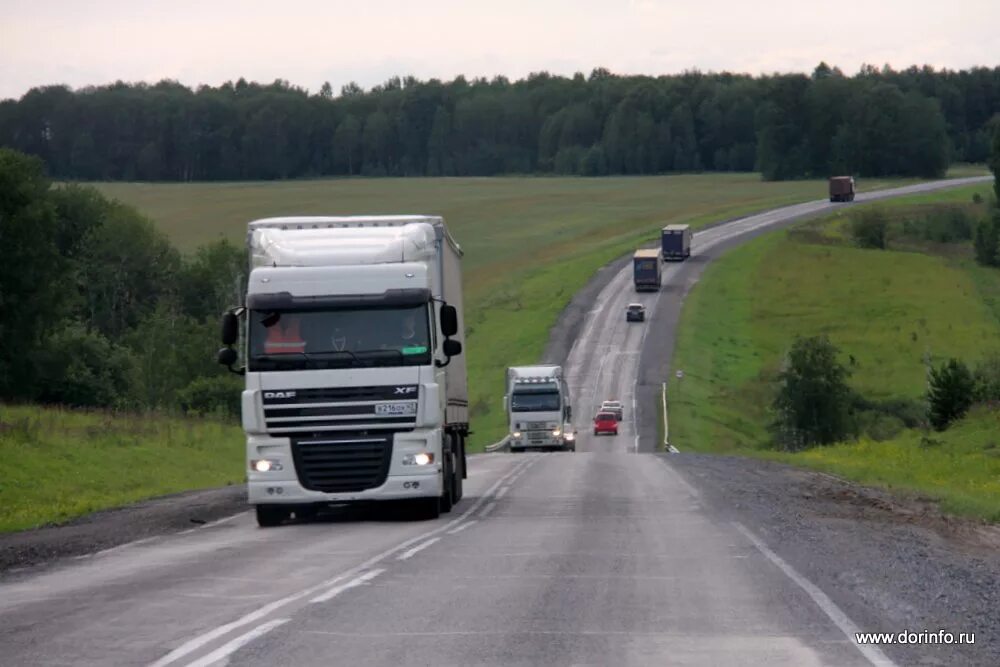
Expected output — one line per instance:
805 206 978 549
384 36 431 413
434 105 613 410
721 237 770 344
593 411 619 435
626 303 646 322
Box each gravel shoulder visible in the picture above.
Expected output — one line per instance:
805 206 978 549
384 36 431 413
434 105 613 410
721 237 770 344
0 485 246 577
665 452 1000 666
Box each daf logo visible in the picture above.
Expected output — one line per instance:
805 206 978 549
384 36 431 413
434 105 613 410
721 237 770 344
394 386 417 395
264 391 296 399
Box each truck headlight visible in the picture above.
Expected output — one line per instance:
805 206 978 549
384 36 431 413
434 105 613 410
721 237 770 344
512 431 521 438
403 452 435 466
552 429 562 437
251 459 283 472
564 432 575 442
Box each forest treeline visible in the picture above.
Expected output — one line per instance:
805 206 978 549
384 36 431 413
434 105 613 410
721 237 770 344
1 63 998 182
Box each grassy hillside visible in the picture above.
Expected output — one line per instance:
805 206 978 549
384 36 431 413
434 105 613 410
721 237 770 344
95 173 934 450
668 182 1000 520
0 405 244 532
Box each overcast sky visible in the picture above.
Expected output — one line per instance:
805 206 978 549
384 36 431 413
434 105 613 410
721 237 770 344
2 0 998 100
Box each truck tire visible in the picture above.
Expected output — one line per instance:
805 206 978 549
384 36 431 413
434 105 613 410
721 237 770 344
418 497 440 520
440 461 454 514
509 445 523 453
453 435 465 503
255 505 289 528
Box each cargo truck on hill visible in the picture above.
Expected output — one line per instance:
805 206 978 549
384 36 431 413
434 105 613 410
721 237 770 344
633 249 662 291
829 176 856 202
661 224 691 261
217 215 468 526
504 365 574 452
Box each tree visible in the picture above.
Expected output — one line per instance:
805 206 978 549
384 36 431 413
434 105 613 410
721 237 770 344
0 149 64 399
332 115 362 174
991 121 1000 203
178 238 245 322
927 358 975 430
772 336 854 450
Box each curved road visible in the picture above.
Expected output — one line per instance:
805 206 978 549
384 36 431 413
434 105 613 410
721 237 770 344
0 176 989 667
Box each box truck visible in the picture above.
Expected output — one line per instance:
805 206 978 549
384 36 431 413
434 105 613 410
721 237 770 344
633 249 661 291
217 216 468 526
661 224 691 261
504 365 574 452
829 176 856 202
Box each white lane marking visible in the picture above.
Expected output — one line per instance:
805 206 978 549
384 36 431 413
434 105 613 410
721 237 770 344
397 538 441 562
149 589 314 667
734 523 898 667
478 501 498 519
446 520 478 535
149 456 536 667
184 618 289 667
667 445 680 454
310 568 386 603
496 485 511 499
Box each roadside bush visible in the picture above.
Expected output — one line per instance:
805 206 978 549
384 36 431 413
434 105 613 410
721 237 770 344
177 376 242 418
927 358 975 430
901 205 975 243
852 396 925 429
32 323 136 408
771 335 855 450
850 209 890 249
974 354 1000 403
973 211 1000 267
855 411 906 441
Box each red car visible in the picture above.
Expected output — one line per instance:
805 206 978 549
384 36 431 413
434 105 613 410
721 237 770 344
593 411 619 436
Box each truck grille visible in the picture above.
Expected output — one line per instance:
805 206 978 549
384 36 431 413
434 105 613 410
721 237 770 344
291 432 394 493
262 385 418 436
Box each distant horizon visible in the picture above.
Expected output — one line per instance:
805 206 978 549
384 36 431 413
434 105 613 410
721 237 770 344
5 60 999 103
3 0 997 101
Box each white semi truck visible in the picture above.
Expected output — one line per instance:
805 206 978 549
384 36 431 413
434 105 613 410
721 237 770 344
504 365 574 452
217 215 468 526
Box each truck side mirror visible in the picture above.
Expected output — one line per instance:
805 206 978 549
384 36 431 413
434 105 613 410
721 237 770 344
503 394 508 410
217 347 238 367
442 339 462 357
221 312 239 345
440 305 458 338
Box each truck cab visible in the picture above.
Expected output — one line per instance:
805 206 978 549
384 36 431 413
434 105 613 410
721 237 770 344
505 365 574 452
218 216 469 526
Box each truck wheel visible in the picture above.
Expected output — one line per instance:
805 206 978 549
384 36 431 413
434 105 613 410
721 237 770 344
509 445 523 453
418 497 441 520
453 437 465 503
255 505 289 528
439 442 454 513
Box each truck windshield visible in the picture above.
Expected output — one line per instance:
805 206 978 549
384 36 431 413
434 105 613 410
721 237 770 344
511 390 561 412
248 305 432 371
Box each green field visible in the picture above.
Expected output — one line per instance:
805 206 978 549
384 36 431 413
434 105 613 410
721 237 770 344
0 404 244 532
668 182 1000 520
95 173 938 450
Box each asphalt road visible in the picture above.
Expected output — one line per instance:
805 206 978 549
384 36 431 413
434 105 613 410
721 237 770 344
0 176 990 667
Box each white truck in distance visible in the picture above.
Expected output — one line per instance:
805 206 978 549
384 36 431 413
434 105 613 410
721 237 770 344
504 365 574 452
218 215 468 527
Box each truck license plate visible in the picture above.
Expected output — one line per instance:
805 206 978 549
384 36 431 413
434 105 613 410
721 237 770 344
375 402 416 416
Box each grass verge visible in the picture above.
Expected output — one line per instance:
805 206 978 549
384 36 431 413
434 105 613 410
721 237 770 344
668 181 1000 521
0 404 244 532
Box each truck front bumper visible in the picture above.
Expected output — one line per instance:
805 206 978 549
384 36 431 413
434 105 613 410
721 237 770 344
248 472 441 505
